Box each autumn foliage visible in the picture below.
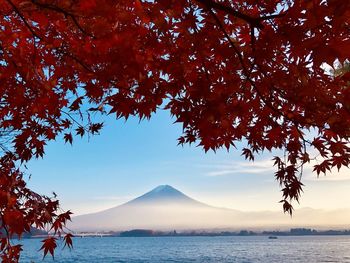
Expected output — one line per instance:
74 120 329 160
0 0 349 261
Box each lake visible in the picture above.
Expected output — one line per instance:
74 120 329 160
18 236 350 262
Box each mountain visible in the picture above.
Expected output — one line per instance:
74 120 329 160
68 185 350 232
69 185 239 231
125 185 204 206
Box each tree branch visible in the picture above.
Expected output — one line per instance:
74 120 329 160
195 0 264 29
6 0 42 40
30 0 95 38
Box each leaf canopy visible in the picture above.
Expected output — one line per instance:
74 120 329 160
0 0 349 260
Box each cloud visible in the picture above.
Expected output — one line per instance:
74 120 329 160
205 159 275 177
200 155 350 180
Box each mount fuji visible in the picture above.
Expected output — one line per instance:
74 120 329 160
68 185 350 231
125 185 204 205
69 185 240 231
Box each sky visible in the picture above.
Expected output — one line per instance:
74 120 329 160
25 109 350 216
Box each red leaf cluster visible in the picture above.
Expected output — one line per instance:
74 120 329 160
0 155 73 261
1 0 350 260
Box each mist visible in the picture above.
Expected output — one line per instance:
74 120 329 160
68 185 350 232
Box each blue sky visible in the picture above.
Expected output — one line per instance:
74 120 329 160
26 109 350 215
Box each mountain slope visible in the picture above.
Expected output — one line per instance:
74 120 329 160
124 185 206 206
69 185 241 231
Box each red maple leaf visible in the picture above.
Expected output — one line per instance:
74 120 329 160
40 237 57 259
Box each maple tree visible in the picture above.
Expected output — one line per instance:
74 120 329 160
0 0 350 261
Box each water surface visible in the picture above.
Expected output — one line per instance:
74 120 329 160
19 236 350 262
